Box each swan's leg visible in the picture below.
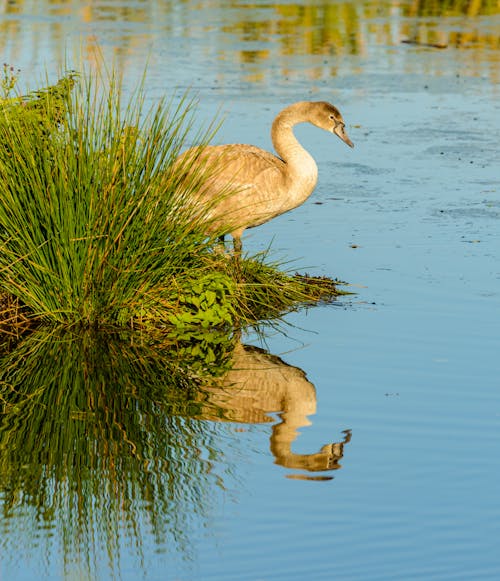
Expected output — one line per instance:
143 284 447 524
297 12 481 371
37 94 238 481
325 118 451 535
232 235 243 280
232 235 242 257
216 234 226 251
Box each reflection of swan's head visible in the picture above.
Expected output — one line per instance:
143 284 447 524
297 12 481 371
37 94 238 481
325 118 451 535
273 430 351 473
320 441 348 470
296 443 341 472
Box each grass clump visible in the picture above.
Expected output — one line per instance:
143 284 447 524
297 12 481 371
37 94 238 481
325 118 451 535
0 67 344 336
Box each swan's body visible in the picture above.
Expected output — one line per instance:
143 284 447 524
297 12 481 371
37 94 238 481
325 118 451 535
175 101 353 252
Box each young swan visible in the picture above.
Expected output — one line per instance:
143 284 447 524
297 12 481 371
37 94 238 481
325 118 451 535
175 101 353 254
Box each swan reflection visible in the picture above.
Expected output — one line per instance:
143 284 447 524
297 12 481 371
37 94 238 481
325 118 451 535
0 329 350 578
200 342 351 478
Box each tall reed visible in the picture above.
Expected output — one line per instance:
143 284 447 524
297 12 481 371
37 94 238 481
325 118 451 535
0 70 223 328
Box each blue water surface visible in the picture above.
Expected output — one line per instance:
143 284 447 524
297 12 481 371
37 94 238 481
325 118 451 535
1 1 499 580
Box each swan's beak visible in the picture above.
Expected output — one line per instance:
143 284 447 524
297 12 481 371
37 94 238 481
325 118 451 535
333 123 354 148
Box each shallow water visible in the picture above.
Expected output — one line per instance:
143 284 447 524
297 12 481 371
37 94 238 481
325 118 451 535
1 1 500 580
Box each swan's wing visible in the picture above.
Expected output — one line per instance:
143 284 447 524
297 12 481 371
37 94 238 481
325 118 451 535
176 144 285 188
229 145 285 173
173 144 287 232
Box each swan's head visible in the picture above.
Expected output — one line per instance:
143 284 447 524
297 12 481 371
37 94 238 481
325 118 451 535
311 101 354 148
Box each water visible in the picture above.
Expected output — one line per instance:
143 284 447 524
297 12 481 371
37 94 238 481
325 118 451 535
1 1 500 579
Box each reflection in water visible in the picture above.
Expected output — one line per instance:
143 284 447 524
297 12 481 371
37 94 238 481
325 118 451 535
0 1 499 85
0 329 225 577
202 343 351 476
0 329 348 577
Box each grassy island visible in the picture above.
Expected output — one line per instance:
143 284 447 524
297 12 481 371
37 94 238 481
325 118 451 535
0 67 345 342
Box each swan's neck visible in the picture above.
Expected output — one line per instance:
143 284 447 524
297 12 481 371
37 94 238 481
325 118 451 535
271 102 318 201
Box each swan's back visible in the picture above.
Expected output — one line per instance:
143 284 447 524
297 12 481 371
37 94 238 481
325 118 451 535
176 143 285 190
175 143 289 235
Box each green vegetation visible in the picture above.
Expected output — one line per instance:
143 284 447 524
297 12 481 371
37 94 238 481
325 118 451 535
0 66 344 339
0 328 233 577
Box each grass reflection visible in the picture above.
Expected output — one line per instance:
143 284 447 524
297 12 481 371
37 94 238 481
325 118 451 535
0 326 349 576
0 328 234 576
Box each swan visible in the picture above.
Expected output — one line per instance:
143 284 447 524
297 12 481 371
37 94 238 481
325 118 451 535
175 101 353 253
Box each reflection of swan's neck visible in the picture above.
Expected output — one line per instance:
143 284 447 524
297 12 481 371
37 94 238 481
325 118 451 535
269 412 304 460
